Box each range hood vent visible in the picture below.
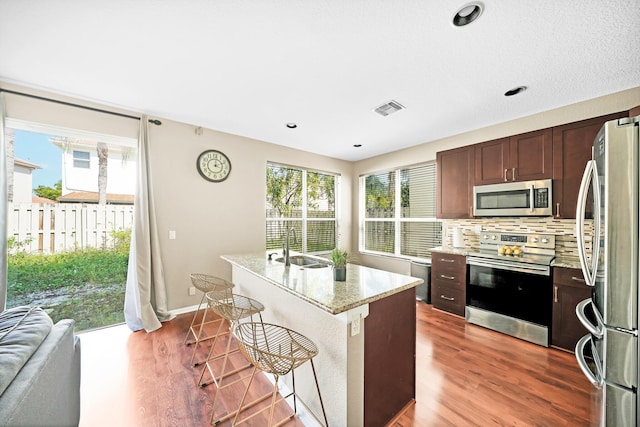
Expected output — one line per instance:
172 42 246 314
373 100 405 117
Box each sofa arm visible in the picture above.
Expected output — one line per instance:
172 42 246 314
0 319 81 427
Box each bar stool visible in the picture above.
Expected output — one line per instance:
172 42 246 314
198 289 266 424
184 273 234 367
232 322 329 427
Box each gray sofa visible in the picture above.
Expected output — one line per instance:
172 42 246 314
0 306 81 427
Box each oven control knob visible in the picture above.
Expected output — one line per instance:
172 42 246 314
531 237 538 243
541 238 549 244
483 234 489 240
491 235 497 240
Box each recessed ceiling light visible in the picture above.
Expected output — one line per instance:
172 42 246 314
504 86 527 96
354 144 362 148
453 2 483 26
286 123 297 129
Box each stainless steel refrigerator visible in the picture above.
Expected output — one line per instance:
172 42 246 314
575 116 639 426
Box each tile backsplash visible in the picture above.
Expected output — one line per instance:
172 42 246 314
443 217 593 261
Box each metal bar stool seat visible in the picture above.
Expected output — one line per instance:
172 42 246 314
232 322 329 427
184 274 234 366
198 291 265 425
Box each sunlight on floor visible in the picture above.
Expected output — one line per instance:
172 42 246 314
78 323 133 427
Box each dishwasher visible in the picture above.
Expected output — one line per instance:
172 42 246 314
410 260 431 303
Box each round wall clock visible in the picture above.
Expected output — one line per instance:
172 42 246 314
196 149 232 182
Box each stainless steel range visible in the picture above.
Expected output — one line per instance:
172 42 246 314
466 232 556 346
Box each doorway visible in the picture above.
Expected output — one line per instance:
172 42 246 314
5 126 136 331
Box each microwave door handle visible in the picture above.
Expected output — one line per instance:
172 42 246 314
575 334 604 388
576 160 595 286
529 185 535 213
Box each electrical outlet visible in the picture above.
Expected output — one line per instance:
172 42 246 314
169 230 176 240
188 286 195 296
351 317 360 336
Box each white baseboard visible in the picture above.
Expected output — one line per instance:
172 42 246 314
169 304 199 316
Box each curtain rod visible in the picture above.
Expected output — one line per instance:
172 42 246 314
0 88 161 125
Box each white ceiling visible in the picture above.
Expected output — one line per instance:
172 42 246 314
1 0 639 161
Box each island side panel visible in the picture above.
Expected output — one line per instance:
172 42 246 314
364 286 417 426
231 265 354 426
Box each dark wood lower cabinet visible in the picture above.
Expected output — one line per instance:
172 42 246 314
431 252 467 316
364 287 416 427
551 267 591 351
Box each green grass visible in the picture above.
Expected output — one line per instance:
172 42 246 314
7 248 129 332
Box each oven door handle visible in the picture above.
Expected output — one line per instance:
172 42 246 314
467 257 550 275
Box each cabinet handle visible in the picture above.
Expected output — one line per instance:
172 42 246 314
556 203 560 218
440 295 455 301
440 274 455 280
469 205 473 217
504 169 508 182
512 167 516 181
440 258 455 263
554 285 558 303
571 276 586 283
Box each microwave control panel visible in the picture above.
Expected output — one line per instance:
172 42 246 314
534 188 549 208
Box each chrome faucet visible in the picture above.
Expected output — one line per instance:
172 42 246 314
283 227 298 266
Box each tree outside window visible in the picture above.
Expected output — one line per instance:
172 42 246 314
266 163 337 253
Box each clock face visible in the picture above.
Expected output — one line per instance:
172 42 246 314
196 150 231 182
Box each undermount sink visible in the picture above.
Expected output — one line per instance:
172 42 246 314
274 255 330 268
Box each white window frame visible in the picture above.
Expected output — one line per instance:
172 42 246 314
266 163 339 254
72 150 90 169
359 161 441 260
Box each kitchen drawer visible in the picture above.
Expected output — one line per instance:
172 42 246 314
432 272 465 291
553 267 587 288
432 281 465 316
432 252 466 275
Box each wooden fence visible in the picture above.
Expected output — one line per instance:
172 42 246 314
7 203 134 254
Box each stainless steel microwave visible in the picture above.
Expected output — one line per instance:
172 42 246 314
473 179 553 217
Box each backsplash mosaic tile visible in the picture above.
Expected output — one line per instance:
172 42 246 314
442 218 593 263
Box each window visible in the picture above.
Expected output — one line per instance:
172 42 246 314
266 163 337 254
361 162 441 258
73 150 90 168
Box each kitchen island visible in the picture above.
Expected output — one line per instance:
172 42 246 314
222 252 423 427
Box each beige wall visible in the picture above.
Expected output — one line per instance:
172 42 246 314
147 119 353 310
2 82 638 311
1 82 353 312
352 86 640 275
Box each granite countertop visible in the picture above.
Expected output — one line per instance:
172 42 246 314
551 257 582 270
221 252 423 315
432 246 584 270
430 246 472 256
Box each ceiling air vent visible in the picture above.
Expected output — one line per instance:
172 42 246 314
373 100 405 117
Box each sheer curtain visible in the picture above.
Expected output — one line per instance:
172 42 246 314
0 94 7 311
124 115 173 332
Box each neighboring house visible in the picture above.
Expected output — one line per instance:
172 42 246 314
49 136 137 200
57 191 134 205
12 157 40 203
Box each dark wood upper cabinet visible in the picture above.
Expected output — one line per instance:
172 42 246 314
474 137 509 185
629 105 640 117
475 129 552 185
552 112 628 218
436 145 474 219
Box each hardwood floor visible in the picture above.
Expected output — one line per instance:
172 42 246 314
79 303 595 426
